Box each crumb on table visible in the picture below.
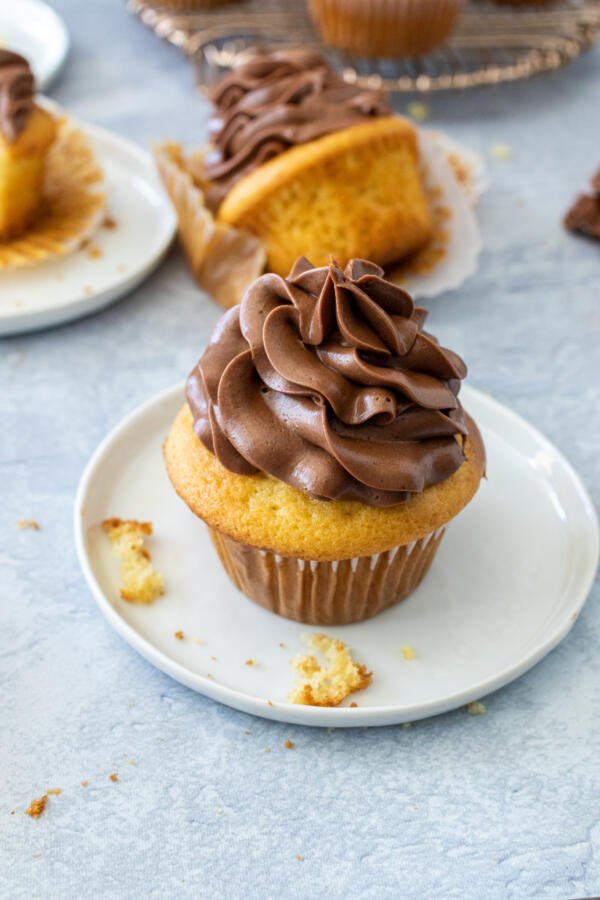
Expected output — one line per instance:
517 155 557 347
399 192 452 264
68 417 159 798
467 700 486 716
490 143 512 160
407 101 429 122
289 633 372 707
295 854 304 862
174 630 184 640
109 773 118 783
81 780 89 788
102 518 165 604
284 739 294 749
17 519 40 530
25 788 61 819
245 659 255 667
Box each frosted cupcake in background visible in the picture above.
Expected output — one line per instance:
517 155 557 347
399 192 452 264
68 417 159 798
164 257 485 625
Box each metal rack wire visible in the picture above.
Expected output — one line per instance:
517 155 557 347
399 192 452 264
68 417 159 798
127 0 600 91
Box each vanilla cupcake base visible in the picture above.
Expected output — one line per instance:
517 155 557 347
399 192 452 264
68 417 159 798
210 526 446 625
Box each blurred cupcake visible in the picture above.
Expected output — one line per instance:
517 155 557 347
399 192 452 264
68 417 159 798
308 0 463 58
0 50 57 240
156 48 432 285
164 257 485 625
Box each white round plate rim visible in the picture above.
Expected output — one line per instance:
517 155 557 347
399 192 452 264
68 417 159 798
74 383 599 728
0 120 176 336
0 0 69 90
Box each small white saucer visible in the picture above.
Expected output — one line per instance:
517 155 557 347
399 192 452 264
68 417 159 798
0 121 176 337
0 0 69 90
74 384 599 728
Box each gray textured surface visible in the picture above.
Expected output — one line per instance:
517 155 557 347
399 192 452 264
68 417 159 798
2 1 600 897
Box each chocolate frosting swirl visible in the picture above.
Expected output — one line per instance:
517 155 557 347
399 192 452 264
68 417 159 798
0 50 34 143
202 49 391 211
187 258 469 507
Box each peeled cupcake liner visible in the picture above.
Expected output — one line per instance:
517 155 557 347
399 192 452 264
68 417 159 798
0 115 106 271
153 142 266 309
153 124 484 307
209 525 447 626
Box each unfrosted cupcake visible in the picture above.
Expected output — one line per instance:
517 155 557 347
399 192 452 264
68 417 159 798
308 0 463 58
164 257 485 625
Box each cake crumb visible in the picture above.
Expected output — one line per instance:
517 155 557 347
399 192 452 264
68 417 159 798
266 700 273 707
17 519 40 530
194 637 206 645
407 101 430 122
401 644 416 661
210 655 217 661
174 630 184 640
87 245 103 259
45 788 61 796
295 854 304 862
490 143 512 160
263 747 271 753
102 518 165 604
128 759 137 766
81 780 89 788
109 773 119 783
278 642 286 649
103 215 118 229
25 795 47 819
467 700 486 716
245 659 255 667
84 285 94 296
349 702 358 708
243 730 251 736
289 633 372 707
402 722 413 730
284 739 294 749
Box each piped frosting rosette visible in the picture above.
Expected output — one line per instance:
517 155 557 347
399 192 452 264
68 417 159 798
187 257 468 508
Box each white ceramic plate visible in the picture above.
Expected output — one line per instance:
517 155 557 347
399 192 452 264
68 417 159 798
0 121 176 336
74 384 599 728
0 0 69 90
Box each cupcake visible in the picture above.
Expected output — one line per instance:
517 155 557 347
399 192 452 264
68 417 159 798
0 50 57 240
158 48 432 283
308 0 464 58
165 257 485 626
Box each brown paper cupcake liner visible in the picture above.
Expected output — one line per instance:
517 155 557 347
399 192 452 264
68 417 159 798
308 0 463 58
0 118 105 271
153 141 266 309
209 526 446 625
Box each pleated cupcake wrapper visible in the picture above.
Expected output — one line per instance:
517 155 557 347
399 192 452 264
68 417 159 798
0 118 105 270
209 526 446 625
308 0 463 58
153 141 266 309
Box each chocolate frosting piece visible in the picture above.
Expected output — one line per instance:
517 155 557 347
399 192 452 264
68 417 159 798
0 50 34 143
202 48 391 211
186 258 469 507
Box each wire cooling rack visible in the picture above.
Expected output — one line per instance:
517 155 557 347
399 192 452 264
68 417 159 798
127 0 600 91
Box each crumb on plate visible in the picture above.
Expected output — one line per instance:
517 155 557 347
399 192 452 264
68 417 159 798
103 215 118 229
174 630 184 640
87 245 102 260
288 633 372 707
245 659 255 667
401 644 416 661
102 518 165 604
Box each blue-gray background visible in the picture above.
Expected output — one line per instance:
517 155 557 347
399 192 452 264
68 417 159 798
2 1 600 897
